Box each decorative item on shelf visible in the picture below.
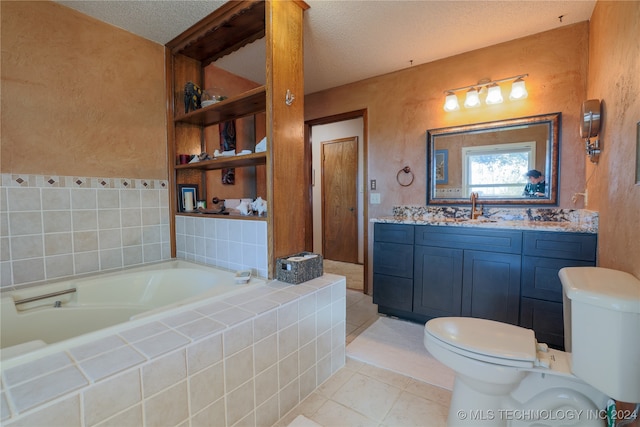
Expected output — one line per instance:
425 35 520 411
220 121 236 185
177 154 192 165
236 200 251 216
184 82 202 113
443 74 528 112
255 137 267 153
178 184 199 212
201 87 227 107
198 152 213 161
276 252 323 284
251 197 267 216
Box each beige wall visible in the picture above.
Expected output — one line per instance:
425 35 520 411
587 1 640 278
1 1 166 179
305 23 589 282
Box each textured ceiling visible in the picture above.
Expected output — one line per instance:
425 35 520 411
56 0 596 94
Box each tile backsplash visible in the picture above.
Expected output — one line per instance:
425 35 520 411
1 173 171 289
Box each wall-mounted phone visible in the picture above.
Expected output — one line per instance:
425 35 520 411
580 99 602 163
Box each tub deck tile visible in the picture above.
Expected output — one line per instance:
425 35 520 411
78 345 146 382
264 290 301 305
176 317 225 340
238 298 279 314
132 330 190 359
119 321 169 343
3 352 72 387
68 335 127 362
8 365 87 414
194 300 233 316
161 309 205 328
207 307 255 327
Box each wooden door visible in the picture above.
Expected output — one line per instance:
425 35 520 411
322 137 358 263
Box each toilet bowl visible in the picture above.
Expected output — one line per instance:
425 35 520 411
423 267 640 427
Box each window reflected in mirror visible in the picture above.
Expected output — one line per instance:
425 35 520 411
427 113 560 205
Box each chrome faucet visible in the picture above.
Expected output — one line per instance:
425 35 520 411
470 192 482 220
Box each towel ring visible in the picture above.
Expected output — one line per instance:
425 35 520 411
396 166 414 187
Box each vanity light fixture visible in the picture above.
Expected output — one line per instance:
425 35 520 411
443 92 460 112
485 83 504 105
463 88 481 108
443 74 528 112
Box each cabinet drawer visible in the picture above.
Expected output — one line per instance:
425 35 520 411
374 223 414 244
415 225 522 254
520 297 565 350
523 232 597 261
373 242 413 278
372 274 413 312
522 256 594 302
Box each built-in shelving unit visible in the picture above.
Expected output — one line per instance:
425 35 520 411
165 0 309 278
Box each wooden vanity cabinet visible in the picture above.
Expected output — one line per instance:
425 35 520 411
373 223 597 349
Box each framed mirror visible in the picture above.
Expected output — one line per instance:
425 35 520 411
427 113 560 205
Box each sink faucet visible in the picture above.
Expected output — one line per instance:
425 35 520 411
470 192 482 219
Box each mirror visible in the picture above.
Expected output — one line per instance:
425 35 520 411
427 113 560 205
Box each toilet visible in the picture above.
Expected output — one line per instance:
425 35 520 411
424 267 640 426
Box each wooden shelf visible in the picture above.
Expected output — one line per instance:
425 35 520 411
175 152 266 171
166 0 265 66
175 86 266 126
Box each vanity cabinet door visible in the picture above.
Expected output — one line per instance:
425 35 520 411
520 297 564 349
521 256 594 302
373 223 415 315
462 250 522 325
413 245 463 318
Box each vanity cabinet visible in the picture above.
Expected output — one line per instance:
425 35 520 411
414 226 522 325
520 231 597 349
373 223 597 349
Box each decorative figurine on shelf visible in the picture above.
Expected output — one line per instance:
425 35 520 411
251 197 267 216
184 82 202 113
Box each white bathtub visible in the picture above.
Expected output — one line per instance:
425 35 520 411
0 260 262 360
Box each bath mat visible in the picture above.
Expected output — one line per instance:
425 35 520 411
346 316 455 390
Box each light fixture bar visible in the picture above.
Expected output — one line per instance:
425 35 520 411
442 74 528 95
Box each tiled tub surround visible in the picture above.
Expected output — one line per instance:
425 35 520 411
0 274 347 426
384 206 599 233
0 173 171 289
175 215 269 279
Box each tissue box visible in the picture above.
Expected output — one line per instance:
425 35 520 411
276 252 323 284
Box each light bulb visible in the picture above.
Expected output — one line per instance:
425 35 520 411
485 83 503 104
464 88 480 108
510 78 528 100
443 92 460 112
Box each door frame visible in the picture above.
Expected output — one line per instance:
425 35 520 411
305 109 369 294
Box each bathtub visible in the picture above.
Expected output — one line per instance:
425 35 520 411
0 260 262 360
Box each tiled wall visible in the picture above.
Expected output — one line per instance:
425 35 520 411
0 174 171 289
1 274 347 426
175 216 269 278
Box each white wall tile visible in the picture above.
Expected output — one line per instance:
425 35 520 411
7 188 41 211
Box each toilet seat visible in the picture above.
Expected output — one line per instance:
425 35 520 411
425 317 537 368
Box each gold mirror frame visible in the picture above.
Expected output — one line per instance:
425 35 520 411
427 113 560 205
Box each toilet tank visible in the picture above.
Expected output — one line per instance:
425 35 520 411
560 267 640 403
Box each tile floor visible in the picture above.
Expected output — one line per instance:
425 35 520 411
275 289 452 427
